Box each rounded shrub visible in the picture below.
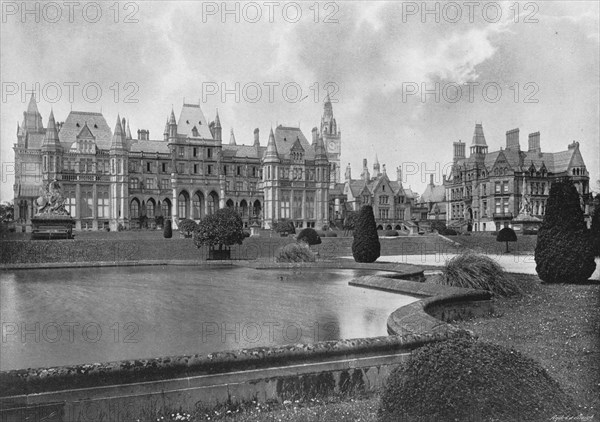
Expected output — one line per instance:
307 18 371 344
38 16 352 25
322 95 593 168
296 228 322 246
163 219 172 239
352 205 380 263
496 227 517 253
378 336 577 422
178 218 198 238
436 252 522 297
441 228 458 236
535 179 596 283
276 242 316 263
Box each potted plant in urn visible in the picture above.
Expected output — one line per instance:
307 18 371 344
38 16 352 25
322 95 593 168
193 208 245 260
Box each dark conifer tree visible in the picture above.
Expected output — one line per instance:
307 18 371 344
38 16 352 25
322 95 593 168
352 205 381 263
535 179 596 283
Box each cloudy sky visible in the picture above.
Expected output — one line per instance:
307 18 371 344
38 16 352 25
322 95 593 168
1 1 598 202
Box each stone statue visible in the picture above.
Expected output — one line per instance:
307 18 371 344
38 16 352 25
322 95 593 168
35 179 70 216
519 178 532 216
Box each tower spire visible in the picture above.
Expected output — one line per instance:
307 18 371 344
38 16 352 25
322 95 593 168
229 128 237 145
111 114 126 151
42 109 61 151
263 128 279 162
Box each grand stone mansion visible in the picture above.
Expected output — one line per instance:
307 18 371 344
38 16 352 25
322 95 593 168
13 94 347 231
437 124 593 231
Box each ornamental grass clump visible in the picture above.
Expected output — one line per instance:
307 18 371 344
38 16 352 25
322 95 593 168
436 252 522 297
378 336 577 422
276 242 316 263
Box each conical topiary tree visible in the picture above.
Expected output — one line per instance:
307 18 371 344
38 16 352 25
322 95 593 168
535 179 596 283
352 205 380 263
591 194 600 258
163 219 172 238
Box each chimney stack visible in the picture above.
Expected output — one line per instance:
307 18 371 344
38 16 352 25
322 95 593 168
397 166 403 183
506 128 520 150
253 128 260 146
453 140 465 162
430 174 434 185
137 129 149 140
528 132 541 153
311 127 318 145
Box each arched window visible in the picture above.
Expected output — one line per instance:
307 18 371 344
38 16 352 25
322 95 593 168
147 199 155 218
130 199 140 218
192 192 204 219
178 191 189 219
207 191 218 215
161 199 171 217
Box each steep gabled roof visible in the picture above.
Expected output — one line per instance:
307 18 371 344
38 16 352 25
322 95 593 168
129 139 169 154
274 126 314 160
58 111 112 149
420 184 446 203
177 103 213 139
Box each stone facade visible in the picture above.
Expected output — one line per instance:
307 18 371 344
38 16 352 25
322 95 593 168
12 95 340 231
443 124 592 232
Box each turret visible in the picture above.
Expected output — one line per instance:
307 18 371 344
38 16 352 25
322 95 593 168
372 154 380 178
168 109 177 139
315 133 328 163
311 127 318 145
110 114 126 152
41 110 61 152
213 110 222 142
22 93 44 133
163 117 169 141
470 123 488 158
263 128 279 163
125 120 133 140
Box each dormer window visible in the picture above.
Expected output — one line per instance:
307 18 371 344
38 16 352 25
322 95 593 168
76 123 80 127
94 124 98 128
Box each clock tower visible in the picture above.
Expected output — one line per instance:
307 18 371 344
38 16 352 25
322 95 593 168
320 93 341 188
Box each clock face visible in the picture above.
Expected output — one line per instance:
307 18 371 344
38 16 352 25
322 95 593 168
327 140 337 153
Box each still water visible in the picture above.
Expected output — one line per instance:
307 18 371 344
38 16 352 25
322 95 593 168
0 266 416 370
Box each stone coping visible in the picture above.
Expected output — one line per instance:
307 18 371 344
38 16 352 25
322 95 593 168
348 276 492 336
0 262 491 398
0 260 233 271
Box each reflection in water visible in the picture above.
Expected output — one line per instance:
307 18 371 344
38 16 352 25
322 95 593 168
0 266 416 370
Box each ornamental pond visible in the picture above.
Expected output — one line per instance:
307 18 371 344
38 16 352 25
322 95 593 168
0 266 417 370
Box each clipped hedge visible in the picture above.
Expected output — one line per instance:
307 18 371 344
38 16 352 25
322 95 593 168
378 336 577 422
276 242 316 263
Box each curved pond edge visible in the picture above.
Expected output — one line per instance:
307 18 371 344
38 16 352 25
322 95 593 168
0 261 493 421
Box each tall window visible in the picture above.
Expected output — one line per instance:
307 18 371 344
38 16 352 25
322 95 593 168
161 179 170 190
495 198 501 213
130 200 139 218
362 195 370 205
129 178 139 189
495 182 501 194
161 201 171 217
502 181 509 194
280 191 291 219
80 186 93 218
207 193 216 215
305 192 315 219
146 178 156 189
178 193 189 219
236 181 243 191
503 198 509 214
146 201 155 218
293 192 303 219
97 187 109 218
178 147 184 157
192 194 202 219
379 208 389 219
379 195 389 205
65 188 76 217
